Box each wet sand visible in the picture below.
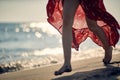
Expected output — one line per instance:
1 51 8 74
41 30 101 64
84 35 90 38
0 54 120 80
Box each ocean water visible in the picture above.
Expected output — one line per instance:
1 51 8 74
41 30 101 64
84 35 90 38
0 22 120 73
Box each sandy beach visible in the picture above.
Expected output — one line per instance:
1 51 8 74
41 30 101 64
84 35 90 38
0 54 120 80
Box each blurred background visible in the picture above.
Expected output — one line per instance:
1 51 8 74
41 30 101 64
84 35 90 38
0 0 120 73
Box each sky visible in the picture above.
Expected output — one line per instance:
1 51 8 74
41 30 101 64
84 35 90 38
0 0 120 23
0 0 48 22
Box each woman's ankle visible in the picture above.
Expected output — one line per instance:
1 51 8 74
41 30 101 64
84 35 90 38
64 62 71 67
103 46 113 64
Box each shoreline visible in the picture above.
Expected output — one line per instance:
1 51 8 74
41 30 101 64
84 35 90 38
0 54 120 80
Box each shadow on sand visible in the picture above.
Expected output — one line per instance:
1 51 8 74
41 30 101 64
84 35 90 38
53 61 120 80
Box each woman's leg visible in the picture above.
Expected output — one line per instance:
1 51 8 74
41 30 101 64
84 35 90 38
86 17 113 65
55 0 79 75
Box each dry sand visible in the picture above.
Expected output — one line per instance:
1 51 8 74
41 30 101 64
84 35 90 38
0 54 120 80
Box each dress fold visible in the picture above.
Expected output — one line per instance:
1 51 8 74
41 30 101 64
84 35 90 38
47 0 120 50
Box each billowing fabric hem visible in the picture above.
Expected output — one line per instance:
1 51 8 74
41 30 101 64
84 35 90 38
46 0 120 51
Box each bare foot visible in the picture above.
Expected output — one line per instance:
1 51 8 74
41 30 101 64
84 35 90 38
54 65 72 76
103 46 113 65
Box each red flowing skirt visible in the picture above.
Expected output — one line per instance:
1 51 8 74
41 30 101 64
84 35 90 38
46 0 120 50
